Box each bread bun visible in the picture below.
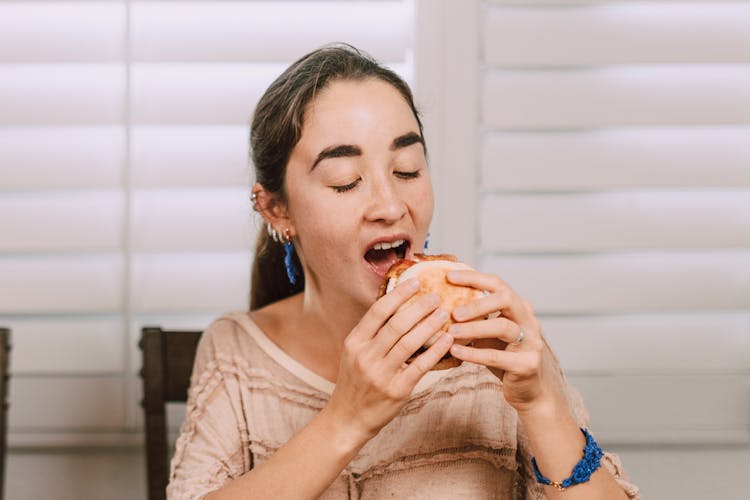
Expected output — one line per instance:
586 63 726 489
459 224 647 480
379 254 485 370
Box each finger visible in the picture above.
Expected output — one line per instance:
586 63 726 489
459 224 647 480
351 278 421 342
449 343 518 370
447 270 529 325
451 343 542 381
371 293 442 358
451 292 510 322
447 317 523 345
446 269 508 292
398 332 454 387
383 306 449 369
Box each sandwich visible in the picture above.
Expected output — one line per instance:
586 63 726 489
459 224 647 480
379 254 486 370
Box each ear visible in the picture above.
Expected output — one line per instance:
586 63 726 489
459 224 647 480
251 182 296 237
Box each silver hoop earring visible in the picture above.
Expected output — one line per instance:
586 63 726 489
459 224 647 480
266 223 279 242
279 228 291 245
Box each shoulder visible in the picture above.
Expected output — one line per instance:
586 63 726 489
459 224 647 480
191 312 260 377
199 313 251 354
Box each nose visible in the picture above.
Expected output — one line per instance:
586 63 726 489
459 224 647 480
364 177 407 224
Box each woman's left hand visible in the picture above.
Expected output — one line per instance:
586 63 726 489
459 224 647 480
446 269 566 414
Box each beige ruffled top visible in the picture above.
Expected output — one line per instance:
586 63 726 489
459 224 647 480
168 312 640 499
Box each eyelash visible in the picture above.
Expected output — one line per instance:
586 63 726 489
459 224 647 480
331 170 421 193
394 170 421 181
332 180 359 193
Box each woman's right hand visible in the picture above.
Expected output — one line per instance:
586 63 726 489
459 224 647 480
324 278 453 443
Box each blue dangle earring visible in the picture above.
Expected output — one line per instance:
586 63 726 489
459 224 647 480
281 228 300 285
423 232 430 252
267 224 300 285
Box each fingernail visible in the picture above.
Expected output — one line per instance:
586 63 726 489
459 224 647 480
436 308 449 321
441 333 454 345
450 343 465 354
405 278 420 290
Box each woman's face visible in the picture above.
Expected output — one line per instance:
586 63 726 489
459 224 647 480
284 77 434 308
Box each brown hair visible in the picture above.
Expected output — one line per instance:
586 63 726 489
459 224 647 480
249 43 424 310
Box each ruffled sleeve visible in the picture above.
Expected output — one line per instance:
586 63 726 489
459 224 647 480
515 343 641 499
167 320 254 500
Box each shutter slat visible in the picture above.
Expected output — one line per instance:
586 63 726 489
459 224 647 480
0 127 124 190
544 313 750 373
9 376 125 429
0 65 124 125
131 63 284 125
132 62 409 124
132 126 249 187
132 1 410 62
480 191 750 252
483 67 750 128
131 252 250 312
131 189 254 250
0 191 123 252
481 128 750 190
6 318 123 374
569 374 750 444
481 252 750 313
0 2 124 62
0 255 122 314
485 4 750 66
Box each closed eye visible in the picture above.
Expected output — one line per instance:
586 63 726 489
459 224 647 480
331 178 361 193
395 170 421 180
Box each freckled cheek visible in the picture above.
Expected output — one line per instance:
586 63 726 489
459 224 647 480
292 200 359 257
411 183 434 228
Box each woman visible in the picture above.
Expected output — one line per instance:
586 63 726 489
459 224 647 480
168 44 640 499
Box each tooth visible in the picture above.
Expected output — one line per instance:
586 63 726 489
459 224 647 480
372 239 405 251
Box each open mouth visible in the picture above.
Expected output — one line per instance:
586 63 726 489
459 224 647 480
364 239 410 277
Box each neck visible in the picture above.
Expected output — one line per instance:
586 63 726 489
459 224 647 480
301 283 370 357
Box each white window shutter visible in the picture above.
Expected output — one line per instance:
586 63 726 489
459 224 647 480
0 0 414 447
479 1 750 445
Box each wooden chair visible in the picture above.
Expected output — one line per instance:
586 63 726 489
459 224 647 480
0 328 11 500
139 327 203 500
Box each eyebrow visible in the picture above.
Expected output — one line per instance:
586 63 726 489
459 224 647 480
391 132 424 151
310 144 362 171
310 131 424 171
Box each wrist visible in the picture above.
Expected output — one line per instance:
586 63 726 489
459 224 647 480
516 398 590 490
531 428 604 491
514 393 570 425
317 405 373 456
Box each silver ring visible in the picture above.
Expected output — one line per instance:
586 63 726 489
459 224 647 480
511 329 525 345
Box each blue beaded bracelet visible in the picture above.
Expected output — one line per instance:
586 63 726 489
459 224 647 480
531 428 604 490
